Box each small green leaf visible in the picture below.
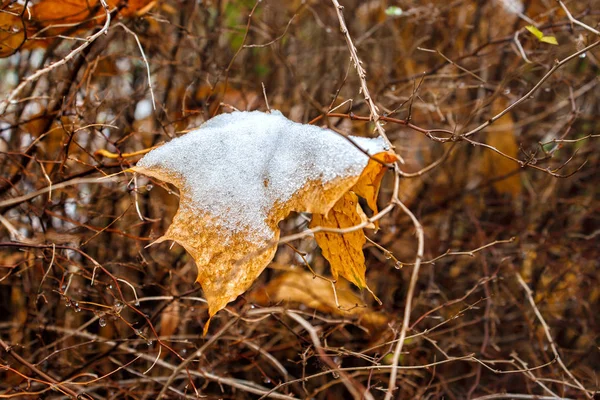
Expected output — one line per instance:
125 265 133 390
385 6 403 17
525 25 544 39
540 36 558 45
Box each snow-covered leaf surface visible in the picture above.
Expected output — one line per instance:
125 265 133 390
133 110 392 329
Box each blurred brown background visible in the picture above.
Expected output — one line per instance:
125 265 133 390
0 0 598 398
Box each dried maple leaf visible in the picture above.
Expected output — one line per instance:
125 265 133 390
133 110 393 329
353 151 398 216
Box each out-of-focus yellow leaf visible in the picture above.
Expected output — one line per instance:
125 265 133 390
540 36 558 45
526 25 558 45
252 270 388 330
482 98 522 197
525 25 544 39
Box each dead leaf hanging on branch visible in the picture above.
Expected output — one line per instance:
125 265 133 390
0 0 157 57
133 110 396 328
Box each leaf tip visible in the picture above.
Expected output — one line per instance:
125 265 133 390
525 25 543 39
202 316 212 337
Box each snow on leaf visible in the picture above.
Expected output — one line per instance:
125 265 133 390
133 110 392 328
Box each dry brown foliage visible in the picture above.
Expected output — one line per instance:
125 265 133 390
0 0 599 399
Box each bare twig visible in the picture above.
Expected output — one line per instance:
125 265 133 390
0 338 81 398
286 311 374 400
330 0 402 162
462 40 600 138
558 1 600 36
0 176 120 209
0 0 112 115
516 273 592 397
116 23 157 111
157 317 239 398
384 199 424 400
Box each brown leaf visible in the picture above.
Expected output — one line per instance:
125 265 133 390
310 151 395 290
0 3 26 57
159 300 181 339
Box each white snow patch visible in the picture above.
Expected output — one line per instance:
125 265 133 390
134 99 153 120
499 0 524 15
137 110 387 242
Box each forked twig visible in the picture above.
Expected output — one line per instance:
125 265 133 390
384 199 424 400
330 0 402 162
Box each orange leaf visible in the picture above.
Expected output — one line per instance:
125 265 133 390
482 98 522 197
0 3 26 57
311 191 367 288
1 0 157 55
353 151 397 215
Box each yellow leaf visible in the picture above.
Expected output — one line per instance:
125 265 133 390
540 36 558 45
0 0 157 56
133 111 389 325
311 191 367 288
525 25 559 45
481 98 522 196
308 151 395 290
252 270 388 330
525 25 544 40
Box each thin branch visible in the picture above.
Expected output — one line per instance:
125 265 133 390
286 311 373 400
462 40 600 138
116 22 156 111
384 199 424 400
558 1 600 36
156 318 239 398
515 273 592 398
0 176 120 209
0 0 112 115
330 0 402 162
0 338 81 398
